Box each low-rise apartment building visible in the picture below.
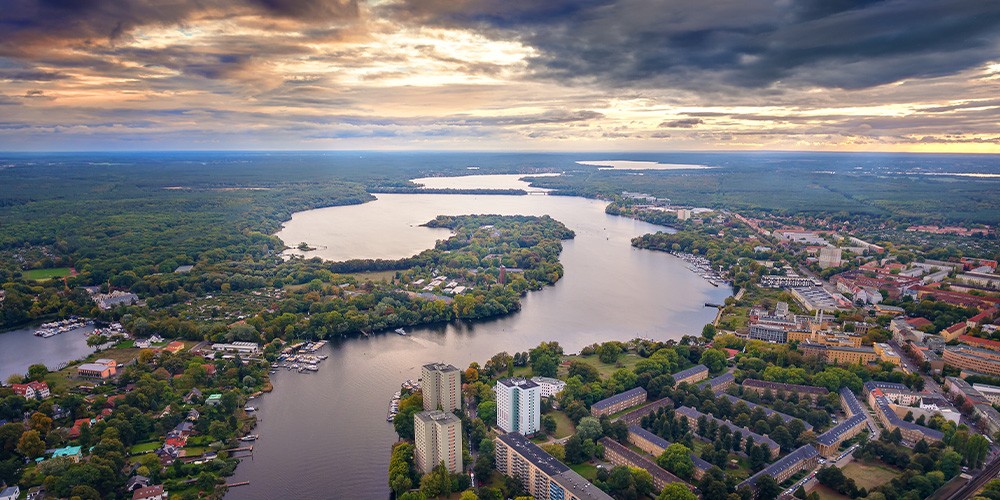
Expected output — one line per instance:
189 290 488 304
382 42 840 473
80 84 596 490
495 433 612 500
617 398 674 426
671 365 709 386
741 379 829 402
943 345 1000 377
674 406 780 459
739 445 819 496
599 437 686 492
591 387 647 417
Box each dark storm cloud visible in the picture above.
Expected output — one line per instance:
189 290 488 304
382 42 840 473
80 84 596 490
390 0 1000 90
0 0 359 56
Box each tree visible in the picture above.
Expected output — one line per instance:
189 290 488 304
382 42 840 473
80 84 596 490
702 324 717 341
577 417 603 440
657 444 695 480
542 415 558 435
477 401 497 425
17 430 45 459
756 475 782 500
421 463 452 498
596 343 623 364
699 349 727 373
460 492 478 500
27 364 48 381
657 483 697 500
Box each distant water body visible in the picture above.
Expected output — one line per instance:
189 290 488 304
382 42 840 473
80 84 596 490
231 173 731 499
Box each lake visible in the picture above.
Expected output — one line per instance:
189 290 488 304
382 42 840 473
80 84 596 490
227 174 730 499
0 325 96 381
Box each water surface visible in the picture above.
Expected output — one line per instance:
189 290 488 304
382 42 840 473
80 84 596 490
229 175 729 499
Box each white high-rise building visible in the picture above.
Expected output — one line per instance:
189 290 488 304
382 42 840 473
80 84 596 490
422 363 461 411
496 378 541 435
414 410 463 474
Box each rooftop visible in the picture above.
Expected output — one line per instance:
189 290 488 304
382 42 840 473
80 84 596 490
696 372 735 391
627 425 670 450
599 437 685 487
496 432 569 477
423 362 459 373
415 410 461 425
671 364 708 382
497 378 539 389
874 396 944 441
816 414 867 446
721 394 814 431
742 378 829 395
675 406 779 450
839 388 865 416
592 387 646 410
740 445 818 488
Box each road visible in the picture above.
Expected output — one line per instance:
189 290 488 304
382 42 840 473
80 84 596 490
942 454 1000 500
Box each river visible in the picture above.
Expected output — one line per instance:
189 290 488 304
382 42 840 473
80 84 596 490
226 174 730 499
0 325 96 381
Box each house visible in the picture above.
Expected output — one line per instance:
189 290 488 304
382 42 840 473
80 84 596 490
187 409 200 421
50 445 82 462
126 475 151 492
132 484 167 500
183 387 203 404
205 394 222 406
0 486 20 500
12 381 50 400
77 358 118 379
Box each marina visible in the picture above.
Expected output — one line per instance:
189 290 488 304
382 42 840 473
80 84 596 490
272 340 330 373
386 379 421 422
33 318 92 337
674 252 729 287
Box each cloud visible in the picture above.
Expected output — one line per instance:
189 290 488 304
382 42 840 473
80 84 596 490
390 0 1000 90
659 118 703 128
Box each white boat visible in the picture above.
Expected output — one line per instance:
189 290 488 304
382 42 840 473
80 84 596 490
395 328 407 336
240 434 259 442
244 406 256 412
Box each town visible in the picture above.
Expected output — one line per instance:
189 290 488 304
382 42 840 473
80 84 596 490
383 203 1000 500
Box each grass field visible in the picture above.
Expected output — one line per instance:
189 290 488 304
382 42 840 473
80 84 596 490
23 267 72 281
815 461 901 500
130 441 160 454
841 461 900 490
571 463 598 481
560 353 644 379
546 410 576 439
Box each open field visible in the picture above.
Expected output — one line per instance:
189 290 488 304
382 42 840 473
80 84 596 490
23 267 71 280
571 463 598 481
560 353 644 379
842 461 901 490
546 410 576 439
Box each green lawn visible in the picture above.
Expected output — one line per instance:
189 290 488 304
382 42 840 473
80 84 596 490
130 441 160 454
24 267 72 281
560 353 644 379
546 410 576 439
571 463 598 481
841 461 900 491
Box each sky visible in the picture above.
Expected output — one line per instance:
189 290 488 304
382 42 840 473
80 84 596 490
1 0 999 152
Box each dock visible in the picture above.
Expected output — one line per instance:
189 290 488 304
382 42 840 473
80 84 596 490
226 481 251 488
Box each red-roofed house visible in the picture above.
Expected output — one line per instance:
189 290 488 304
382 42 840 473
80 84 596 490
942 322 968 342
12 381 50 400
959 335 1000 352
968 308 999 328
907 317 934 329
132 484 167 500
106 394 127 407
202 364 216 376
724 348 739 359
165 436 187 448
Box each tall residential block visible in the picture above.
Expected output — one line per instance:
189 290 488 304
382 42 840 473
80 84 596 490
422 363 461 411
496 378 541 435
414 410 463 474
